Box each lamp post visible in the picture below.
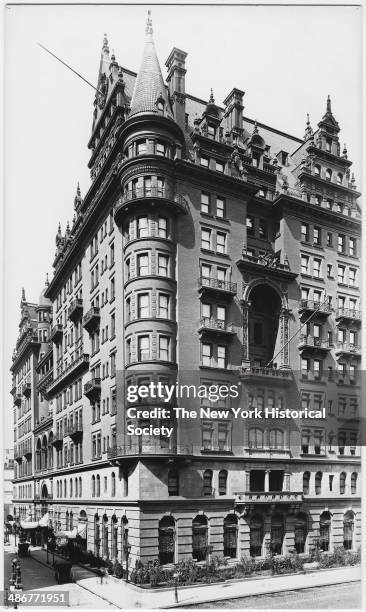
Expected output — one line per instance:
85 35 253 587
173 571 179 603
123 543 131 583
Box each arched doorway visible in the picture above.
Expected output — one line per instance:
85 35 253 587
319 511 331 551
94 514 100 557
121 516 129 563
294 513 308 553
248 284 282 366
250 514 264 557
192 515 208 561
270 513 284 554
158 516 176 564
223 514 238 558
343 511 354 550
111 515 118 560
102 515 109 559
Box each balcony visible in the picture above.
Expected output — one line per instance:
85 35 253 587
67 422 83 440
51 434 64 448
335 343 361 358
244 446 292 458
14 394 22 406
108 444 193 461
198 276 237 297
198 317 236 337
36 370 54 396
83 307 101 333
298 335 331 353
298 300 332 318
237 249 297 282
240 367 293 385
115 187 189 224
24 448 32 458
46 352 89 396
335 308 362 324
234 491 303 505
22 382 31 397
50 324 63 343
68 298 83 322
84 377 101 400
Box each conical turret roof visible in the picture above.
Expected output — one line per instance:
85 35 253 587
129 12 173 119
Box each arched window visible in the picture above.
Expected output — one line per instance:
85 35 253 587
250 515 263 557
102 515 109 559
340 472 346 494
36 439 41 471
343 511 354 550
111 515 118 560
94 514 100 557
91 475 95 497
294 513 308 553
303 471 310 495
270 429 284 449
111 472 116 497
223 514 238 558
75 478 78 498
168 469 179 496
203 470 213 496
315 471 322 495
158 515 176 564
337 173 343 185
79 477 82 497
351 472 358 494
70 478 73 497
314 164 321 176
70 511 73 530
218 470 227 496
319 511 331 551
96 474 100 497
325 168 332 181
192 515 208 561
271 514 284 554
249 428 264 449
64 479 67 497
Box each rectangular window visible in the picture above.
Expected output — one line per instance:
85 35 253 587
156 142 165 156
338 265 345 283
301 223 309 242
137 293 149 318
349 238 356 256
216 232 227 254
327 264 333 278
137 253 149 276
157 217 167 238
301 255 309 275
201 228 212 250
158 294 170 318
313 258 321 278
338 234 345 253
314 359 322 379
349 268 356 287
313 226 321 246
217 305 226 323
159 336 170 361
258 219 267 240
246 216 254 235
202 343 212 367
138 336 150 361
216 160 224 173
217 345 227 368
201 264 211 281
137 217 149 237
200 156 209 167
327 232 333 247
201 193 210 214
202 303 211 319
216 197 225 218
158 254 169 276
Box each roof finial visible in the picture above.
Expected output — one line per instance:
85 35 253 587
342 143 348 159
146 9 153 36
45 273 49 287
253 120 258 134
209 88 215 104
102 33 109 54
304 113 313 140
76 182 81 197
326 94 332 114
21 287 26 302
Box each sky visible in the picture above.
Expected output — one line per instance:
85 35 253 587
3 3 362 440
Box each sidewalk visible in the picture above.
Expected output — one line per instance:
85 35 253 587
24 546 361 609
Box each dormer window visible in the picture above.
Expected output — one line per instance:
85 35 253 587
337 173 343 185
326 138 332 152
156 95 165 112
252 153 260 168
325 168 332 181
314 164 321 176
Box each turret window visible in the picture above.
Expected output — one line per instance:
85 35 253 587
156 142 165 156
138 217 149 237
158 216 168 238
325 168 332 181
137 140 147 155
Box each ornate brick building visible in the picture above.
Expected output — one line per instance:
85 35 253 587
11 15 361 566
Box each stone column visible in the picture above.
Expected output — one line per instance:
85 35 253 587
241 300 250 368
264 470 270 492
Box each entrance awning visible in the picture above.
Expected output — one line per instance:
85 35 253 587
20 520 39 529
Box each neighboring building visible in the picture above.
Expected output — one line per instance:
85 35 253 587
12 16 361 566
4 448 14 520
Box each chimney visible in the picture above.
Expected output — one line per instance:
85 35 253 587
165 47 187 129
223 88 245 135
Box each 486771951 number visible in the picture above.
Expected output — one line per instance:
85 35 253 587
2 591 69 606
